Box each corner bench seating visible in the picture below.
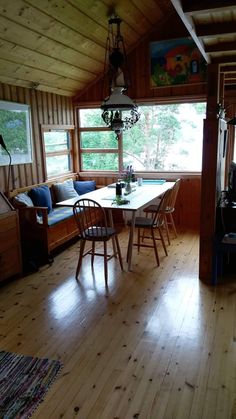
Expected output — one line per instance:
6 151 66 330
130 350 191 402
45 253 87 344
10 174 97 267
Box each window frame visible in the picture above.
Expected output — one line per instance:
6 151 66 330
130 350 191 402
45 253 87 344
76 99 206 175
41 124 75 180
78 107 122 172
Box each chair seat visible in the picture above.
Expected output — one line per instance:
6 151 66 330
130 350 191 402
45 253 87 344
128 216 153 228
84 226 116 239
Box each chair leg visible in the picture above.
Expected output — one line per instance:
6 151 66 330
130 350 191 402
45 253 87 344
158 226 168 256
91 241 95 266
104 241 108 286
164 214 171 245
138 228 141 252
76 239 86 279
142 212 153 241
142 213 149 241
151 228 159 266
169 213 178 238
115 235 124 271
142 227 146 242
127 227 132 262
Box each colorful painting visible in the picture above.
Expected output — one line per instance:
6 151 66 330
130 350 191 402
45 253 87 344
150 38 207 87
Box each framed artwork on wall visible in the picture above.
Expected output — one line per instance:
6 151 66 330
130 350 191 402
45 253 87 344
0 100 33 166
150 37 207 88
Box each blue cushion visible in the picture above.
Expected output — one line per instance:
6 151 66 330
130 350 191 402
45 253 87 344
73 180 96 195
46 207 74 226
29 185 53 213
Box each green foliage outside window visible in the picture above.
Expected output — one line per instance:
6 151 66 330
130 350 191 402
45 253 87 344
123 103 206 171
81 131 117 149
82 153 118 170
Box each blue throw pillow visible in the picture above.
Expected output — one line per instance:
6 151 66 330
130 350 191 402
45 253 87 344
73 180 96 195
29 185 53 213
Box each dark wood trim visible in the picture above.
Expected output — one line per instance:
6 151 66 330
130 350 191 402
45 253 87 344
199 63 220 281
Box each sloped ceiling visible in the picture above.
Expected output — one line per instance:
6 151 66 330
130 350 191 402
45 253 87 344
171 0 236 88
0 0 236 97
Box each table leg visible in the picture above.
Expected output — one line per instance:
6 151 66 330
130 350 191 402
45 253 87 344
127 211 135 270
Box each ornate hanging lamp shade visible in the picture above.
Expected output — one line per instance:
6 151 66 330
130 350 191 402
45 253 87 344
101 16 140 139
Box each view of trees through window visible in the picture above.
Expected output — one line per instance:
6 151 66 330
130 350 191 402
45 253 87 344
43 129 72 178
79 102 206 172
79 109 119 171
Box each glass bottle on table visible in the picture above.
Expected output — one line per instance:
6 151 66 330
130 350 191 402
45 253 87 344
116 181 122 197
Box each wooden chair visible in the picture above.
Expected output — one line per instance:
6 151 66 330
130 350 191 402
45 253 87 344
73 198 123 286
127 189 172 265
143 179 181 245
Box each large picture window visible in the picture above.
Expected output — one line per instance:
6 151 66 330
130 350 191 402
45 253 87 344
123 103 206 171
0 100 32 166
78 102 206 173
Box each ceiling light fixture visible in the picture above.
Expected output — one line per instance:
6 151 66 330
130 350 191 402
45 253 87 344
101 16 140 139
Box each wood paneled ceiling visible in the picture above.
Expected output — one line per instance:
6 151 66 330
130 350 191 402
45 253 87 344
171 0 236 88
0 0 236 97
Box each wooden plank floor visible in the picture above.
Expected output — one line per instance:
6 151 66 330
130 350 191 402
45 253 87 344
1 229 236 419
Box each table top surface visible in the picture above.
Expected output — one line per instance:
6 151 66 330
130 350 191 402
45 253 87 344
57 182 174 211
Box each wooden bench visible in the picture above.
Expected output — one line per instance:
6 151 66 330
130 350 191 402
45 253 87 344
10 174 89 269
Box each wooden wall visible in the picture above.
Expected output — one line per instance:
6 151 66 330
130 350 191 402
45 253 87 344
75 14 207 105
0 83 74 192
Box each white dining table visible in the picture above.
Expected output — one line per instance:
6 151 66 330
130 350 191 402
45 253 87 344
57 181 174 270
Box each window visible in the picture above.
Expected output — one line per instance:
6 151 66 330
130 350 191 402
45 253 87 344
123 103 206 171
42 126 74 178
78 102 206 172
79 109 119 171
0 100 32 166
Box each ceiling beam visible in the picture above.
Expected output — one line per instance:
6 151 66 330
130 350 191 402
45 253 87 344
170 0 210 63
224 73 236 79
224 80 236 85
212 55 236 64
182 0 236 14
205 41 236 53
196 22 236 37
220 65 236 73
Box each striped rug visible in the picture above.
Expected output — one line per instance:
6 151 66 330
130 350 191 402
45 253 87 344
0 350 63 419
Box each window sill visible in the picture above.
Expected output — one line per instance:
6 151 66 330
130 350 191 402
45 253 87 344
79 171 201 179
